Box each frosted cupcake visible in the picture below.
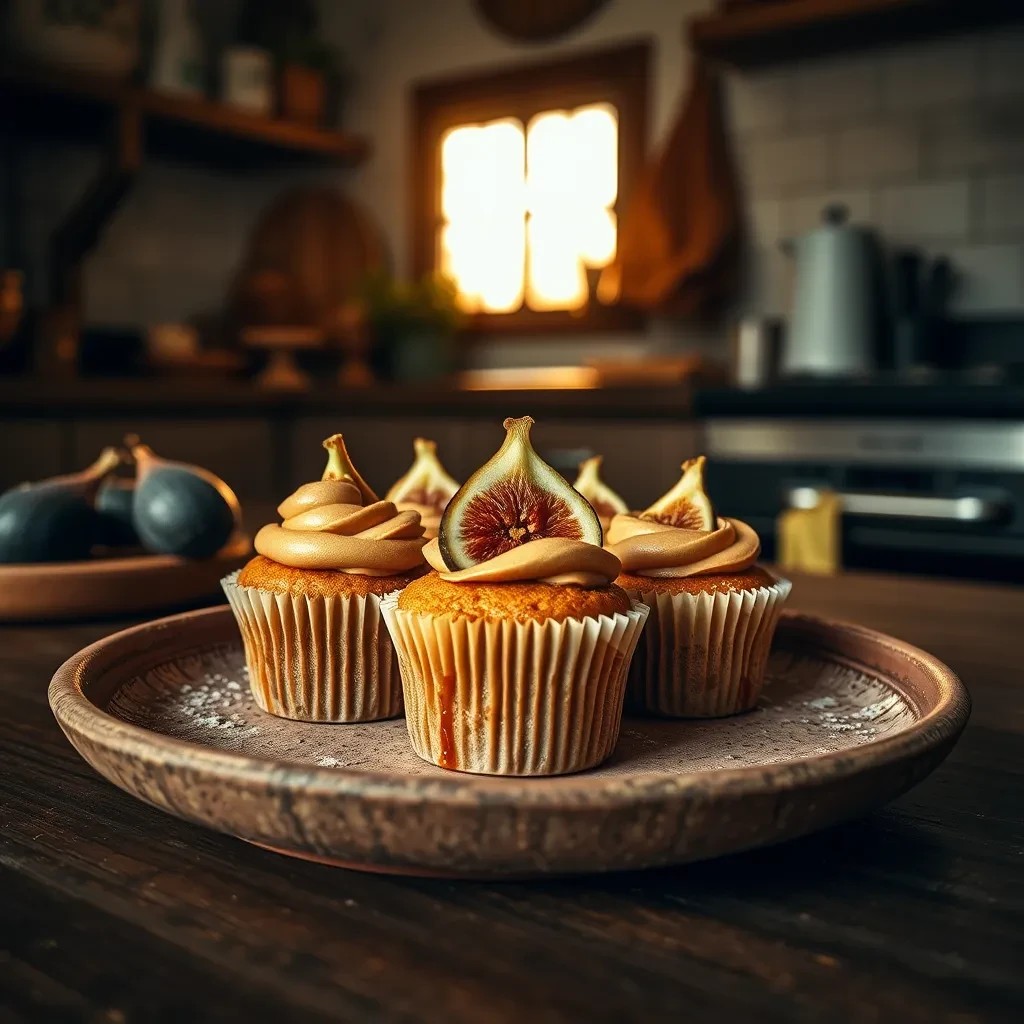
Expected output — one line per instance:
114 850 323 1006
382 416 648 776
607 456 790 718
223 434 426 722
385 438 460 540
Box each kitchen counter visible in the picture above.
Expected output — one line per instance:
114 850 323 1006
0 378 696 420
2 570 1022 1022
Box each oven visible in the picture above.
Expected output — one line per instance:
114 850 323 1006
703 418 1024 582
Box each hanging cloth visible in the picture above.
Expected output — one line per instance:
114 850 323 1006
600 57 742 316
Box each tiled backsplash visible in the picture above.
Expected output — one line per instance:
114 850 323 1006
732 29 1024 318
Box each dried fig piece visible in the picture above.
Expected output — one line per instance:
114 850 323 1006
385 438 460 513
641 455 716 531
572 455 628 523
321 433 378 503
439 416 602 570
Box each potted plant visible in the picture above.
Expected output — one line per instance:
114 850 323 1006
363 273 464 382
279 31 343 126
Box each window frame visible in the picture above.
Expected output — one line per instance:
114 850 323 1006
410 41 650 335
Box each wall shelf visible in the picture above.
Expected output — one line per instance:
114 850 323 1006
688 0 1024 70
0 64 369 166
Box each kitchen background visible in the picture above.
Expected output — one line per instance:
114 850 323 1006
3 0 1023 583
9 0 1024 366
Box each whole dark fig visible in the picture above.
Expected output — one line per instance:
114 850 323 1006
95 479 139 548
131 444 241 559
0 447 121 564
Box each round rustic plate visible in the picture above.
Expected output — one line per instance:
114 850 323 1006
49 606 969 877
0 536 250 622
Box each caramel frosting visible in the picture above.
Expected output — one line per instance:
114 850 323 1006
254 479 426 576
395 501 442 540
606 515 760 579
423 536 620 587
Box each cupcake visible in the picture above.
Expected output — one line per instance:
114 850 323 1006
572 454 629 533
223 434 427 723
606 456 790 718
385 438 460 540
381 416 649 777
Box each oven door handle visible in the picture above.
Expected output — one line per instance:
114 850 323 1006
786 488 1007 523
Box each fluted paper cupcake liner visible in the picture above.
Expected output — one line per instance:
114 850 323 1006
381 596 649 776
621 578 791 718
222 571 402 723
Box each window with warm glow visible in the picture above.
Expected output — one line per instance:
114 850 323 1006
439 103 618 315
412 44 649 332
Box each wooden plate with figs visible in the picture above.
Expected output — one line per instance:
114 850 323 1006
0 536 250 622
49 606 969 877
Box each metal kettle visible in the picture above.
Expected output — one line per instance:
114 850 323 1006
781 204 883 377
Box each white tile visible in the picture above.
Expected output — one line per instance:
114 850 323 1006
748 199 783 244
946 243 1024 313
876 180 971 242
792 54 880 126
834 121 919 185
81 257 143 326
881 36 979 112
981 26 1024 98
979 174 1024 238
725 69 794 136
922 100 1024 173
743 133 830 195
780 190 873 237
741 242 791 318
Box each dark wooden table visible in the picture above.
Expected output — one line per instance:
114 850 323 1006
2 571 1022 1023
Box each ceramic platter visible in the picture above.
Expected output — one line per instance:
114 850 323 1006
0 536 250 622
49 606 969 877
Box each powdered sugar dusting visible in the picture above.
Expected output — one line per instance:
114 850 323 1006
106 642 918 777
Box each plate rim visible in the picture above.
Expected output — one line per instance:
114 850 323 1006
48 604 972 810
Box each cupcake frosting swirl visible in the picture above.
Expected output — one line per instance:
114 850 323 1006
255 479 426 576
395 501 442 540
424 536 620 587
606 515 760 579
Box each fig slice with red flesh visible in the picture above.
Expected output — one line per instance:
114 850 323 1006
321 433 378 503
572 455 628 522
641 455 716 531
385 438 460 511
438 416 603 570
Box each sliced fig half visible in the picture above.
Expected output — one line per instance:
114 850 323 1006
641 455 716 531
573 455 628 521
439 416 602 570
385 438 460 511
321 433 378 503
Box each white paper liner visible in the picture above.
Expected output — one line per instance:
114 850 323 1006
221 571 402 723
620 577 792 718
381 596 649 776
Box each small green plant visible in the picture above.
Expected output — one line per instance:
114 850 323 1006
282 31 343 76
363 272 464 335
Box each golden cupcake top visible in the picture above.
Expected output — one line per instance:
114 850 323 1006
606 456 760 579
430 416 620 587
254 434 426 577
385 438 460 540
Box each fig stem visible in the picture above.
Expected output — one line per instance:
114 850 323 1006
88 447 125 480
502 415 535 436
321 434 379 502
322 433 354 481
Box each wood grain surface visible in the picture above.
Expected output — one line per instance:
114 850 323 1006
2 569 1023 1022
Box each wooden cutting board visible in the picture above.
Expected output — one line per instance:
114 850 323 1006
230 187 387 330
